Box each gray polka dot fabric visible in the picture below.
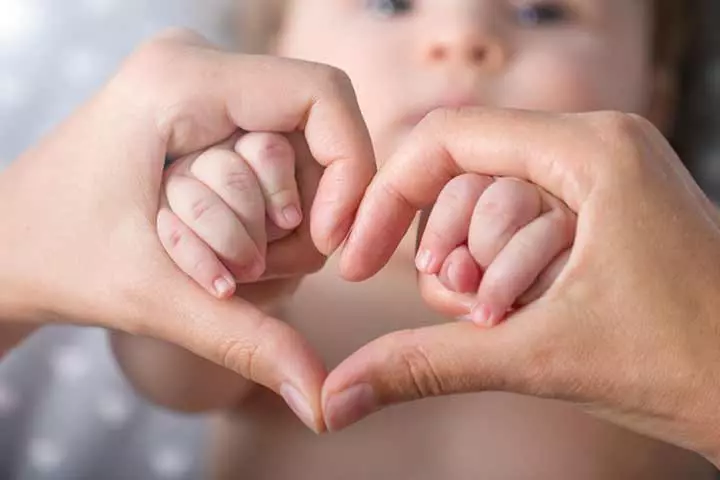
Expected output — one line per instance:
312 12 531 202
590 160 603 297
0 1 718 480
0 328 207 480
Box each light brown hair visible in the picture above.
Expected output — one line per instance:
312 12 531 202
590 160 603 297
655 0 694 69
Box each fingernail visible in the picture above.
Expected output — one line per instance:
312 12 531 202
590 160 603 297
471 304 499 327
415 249 436 274
446 261 459 291
281 383 318 433
282 205 302 228
324 384 377 432
213 277 235 298
457 314 474 322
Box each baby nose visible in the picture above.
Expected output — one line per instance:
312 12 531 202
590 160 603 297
420 13 508 72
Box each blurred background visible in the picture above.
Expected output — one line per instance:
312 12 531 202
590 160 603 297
0 0 718 479
0 2 236 479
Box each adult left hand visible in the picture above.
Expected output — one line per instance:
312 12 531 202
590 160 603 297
324 108 720 466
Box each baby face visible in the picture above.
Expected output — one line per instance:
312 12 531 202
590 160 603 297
276 0 660 162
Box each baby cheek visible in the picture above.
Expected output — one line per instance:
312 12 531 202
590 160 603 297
500 51 647 114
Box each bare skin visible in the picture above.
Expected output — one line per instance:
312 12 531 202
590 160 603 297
112 1 717 478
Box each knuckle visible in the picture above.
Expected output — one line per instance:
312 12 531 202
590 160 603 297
165 225 186 250
419 107 455 131
476 193 516 226
374 179 415 215
248 137 296 179
239 132 293 160
218 313 276 380
583 111 647 175
218 314 262 377
225 167 260 194
220 336 260 379
389 330 445 399
150 27 207 45
133 34 174 65
251 133 294 160
626 112 655 131
129 31 190 84
123 32 213 147
492 178 540 208
441 173 488 201
316 64 355 95
436 183 464 209
587 111 639 138
194 150 261 195
188 195 220 222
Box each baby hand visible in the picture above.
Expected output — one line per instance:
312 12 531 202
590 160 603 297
157 132 303 298
416 175 576 327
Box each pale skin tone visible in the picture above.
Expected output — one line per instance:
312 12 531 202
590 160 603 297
0 29 378 420
111 0 716 478
330 107 720 468
0 1 718 476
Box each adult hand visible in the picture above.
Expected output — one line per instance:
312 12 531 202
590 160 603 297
0 29 375 432
326 108 720 465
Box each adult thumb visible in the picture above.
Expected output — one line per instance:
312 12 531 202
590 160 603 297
145 272 328 432
321 300 567 432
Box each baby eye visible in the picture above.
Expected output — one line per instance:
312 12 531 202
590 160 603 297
365 0 415 18
515 2 572 27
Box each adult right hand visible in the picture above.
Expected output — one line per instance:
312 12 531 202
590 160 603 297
0 29 376 433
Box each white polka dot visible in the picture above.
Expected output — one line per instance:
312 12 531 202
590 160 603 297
60 49 101 85
0 382 20 417
150 447 191 478
0 0 45 51
51 347 91 381
0 74 29 108
29 438 65 472
96 391 133 427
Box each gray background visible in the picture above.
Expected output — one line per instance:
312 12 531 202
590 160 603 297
0 2 235 479
0 1 718 479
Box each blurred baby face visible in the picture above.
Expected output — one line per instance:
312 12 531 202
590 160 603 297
276 0 657 161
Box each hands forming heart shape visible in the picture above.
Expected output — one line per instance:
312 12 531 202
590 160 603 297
2 31 720 466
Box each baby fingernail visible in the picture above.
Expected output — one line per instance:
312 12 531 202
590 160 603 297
415 249 436 274
324 383 377 432
471 304 497 327
281 383 318 433
213 277 235 298
282 205 303 228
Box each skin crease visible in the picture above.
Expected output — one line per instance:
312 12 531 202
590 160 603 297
111 1 716 479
